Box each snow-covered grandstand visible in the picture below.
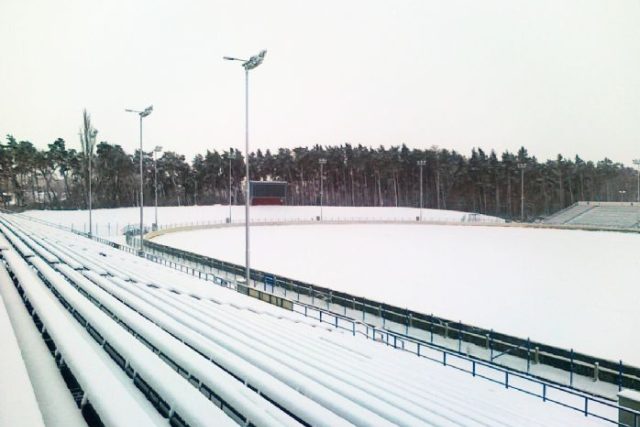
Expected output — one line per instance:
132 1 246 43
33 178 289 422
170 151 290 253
544 202 640 229
0 212 637 426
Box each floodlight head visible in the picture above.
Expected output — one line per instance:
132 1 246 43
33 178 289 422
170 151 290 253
633 159 640 166
243 50 267 70
141 105 153 118
154 146 163 152
319 158 327 165
417 160 427 166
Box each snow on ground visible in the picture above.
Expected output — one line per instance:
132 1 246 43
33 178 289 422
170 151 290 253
154 223 640 366
22 205 503 237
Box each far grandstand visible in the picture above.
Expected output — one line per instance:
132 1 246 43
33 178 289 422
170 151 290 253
544 201 640 229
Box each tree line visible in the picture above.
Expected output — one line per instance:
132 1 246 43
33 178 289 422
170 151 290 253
1 119 637 220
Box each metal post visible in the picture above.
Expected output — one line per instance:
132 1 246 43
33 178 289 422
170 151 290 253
223 50 266 289
570 348 574 387
229 150 234 222
154 150 158 227
88 151 92 237
517 163 526 221
634 160 640 202
619 360 624 391
321 161 324 220
319 158 327 220
418 160 426 220
139 115 144 252
126 106 152 250
521 167 524 220
245 68 250 286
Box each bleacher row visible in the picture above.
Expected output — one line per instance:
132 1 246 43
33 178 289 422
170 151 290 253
0 282 46 427
544 202 640 229
0 213 620 426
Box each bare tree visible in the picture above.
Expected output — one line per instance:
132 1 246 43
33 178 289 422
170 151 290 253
79 109 97 235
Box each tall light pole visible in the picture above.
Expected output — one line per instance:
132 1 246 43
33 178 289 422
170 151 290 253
417 160 426 221
224 50 267 286
153 145 162 229
125 105 153 252
229 149 235 223
633 159 640 203
319 158 327 220
517 163 526 221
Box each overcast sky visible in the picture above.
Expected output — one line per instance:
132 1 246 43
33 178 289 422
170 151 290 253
1 0 639 165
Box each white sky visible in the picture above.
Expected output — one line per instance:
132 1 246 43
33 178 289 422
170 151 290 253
1 0 639 164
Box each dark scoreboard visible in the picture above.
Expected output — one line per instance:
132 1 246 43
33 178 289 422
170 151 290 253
250 181 287 205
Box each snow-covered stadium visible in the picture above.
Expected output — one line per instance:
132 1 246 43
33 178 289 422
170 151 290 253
1 205 639 426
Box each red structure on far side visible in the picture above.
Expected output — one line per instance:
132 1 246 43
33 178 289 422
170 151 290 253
250 181 287 205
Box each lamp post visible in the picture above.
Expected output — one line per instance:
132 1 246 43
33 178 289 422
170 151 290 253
153 145 162 229
125 105 153 252
229 150 235 223
224 50 267 286
633 159 640 203
517 163 526 221
319 158 327 220
417 160 426 221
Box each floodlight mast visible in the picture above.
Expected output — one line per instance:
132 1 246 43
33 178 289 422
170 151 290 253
153 145 163 228
319 158 327 220
229 149 236 223
125 105 153 252
417 160 427 221
633 159 640 203
517 163 526 221
224 50 267 288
